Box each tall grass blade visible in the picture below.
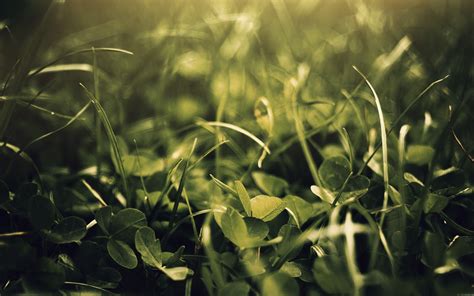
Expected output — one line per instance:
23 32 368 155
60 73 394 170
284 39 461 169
80 83 130 203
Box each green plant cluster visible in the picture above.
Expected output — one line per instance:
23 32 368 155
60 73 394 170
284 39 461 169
0 0 473 295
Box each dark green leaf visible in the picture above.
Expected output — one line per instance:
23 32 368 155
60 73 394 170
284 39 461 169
95 206 112 234
109 208 147 243
244 217 269 241
421 231 445 268
423 193 449 214
46 216 87 244
319 156 351 191
107 239 138 269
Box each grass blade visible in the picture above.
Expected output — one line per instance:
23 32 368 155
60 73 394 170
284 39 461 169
80 83 130 204
353 66 389 226
198 121 270 154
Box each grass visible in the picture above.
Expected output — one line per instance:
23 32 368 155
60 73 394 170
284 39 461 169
0 0 472 295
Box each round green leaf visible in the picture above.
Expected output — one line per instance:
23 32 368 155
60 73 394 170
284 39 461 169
46 216 87 244
107 239 138 269
109 208 147 243
319 156 351 191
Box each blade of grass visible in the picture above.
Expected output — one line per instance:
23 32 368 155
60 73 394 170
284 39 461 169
80 83 130 204
0 2 59 139
92 47 102 177
149 158 183 222
290 77 322 187
168 139 197 230
28 47 133 78
198 121 270 154
357 75 449 175
353 66 389 227
4 102 90 177
81 179 107 207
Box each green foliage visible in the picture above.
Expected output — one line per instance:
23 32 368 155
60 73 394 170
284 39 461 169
0 0 472 294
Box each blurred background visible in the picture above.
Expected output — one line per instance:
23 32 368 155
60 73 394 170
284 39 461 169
0 0 472 184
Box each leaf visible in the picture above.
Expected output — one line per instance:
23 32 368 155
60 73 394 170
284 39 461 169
319 156 351 191
23 257 65 292
406 145 435 165
235 180 252 216
281 261 302 277
46 216 87 244
28 195 55 230
163 245 185 267
244 217 269 241
404 172 425 187
107 239 138 269
250 195 285 221
313 255 352 294
135 226 162 268
109 208 147 243
122 153 164 177
160 266 192 281
283 195 313 227
220 208 248 247
310 185 335 204
252 172 288 196
421 231 445 268
447 236 474 260
86 267 122 289
218 281 250 296
276 224 302 261
95 206 112 234
261 272 299 296
423 193 448 214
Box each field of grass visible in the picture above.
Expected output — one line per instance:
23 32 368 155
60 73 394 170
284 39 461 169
0 0 473 294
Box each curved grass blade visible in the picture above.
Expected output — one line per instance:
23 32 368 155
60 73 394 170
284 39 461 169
198 121 270 154
353 66 389 226
357 75 449 175
80 83 130 203
28 47 133 78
